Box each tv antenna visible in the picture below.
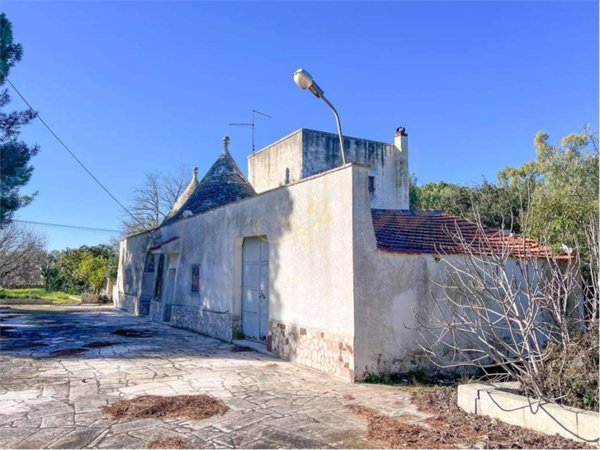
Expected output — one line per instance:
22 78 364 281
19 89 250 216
229 109 272 152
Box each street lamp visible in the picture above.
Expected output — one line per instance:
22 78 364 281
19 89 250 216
293 68 346 165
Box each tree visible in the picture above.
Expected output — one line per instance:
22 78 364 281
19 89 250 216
410 179 526 232
0 13 39 226
520 127 598 249
79 254 109 294
42 243 118 294
122 169 188 235
0 222 47 287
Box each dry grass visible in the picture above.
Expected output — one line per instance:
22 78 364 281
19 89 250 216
346 387 592 449
147 436 191 449
104 395 229 420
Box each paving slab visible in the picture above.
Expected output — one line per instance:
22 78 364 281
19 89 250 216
0 305 427 448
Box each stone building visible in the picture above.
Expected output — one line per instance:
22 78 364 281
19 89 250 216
116 127 546 381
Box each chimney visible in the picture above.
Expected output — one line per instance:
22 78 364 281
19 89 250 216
394 126 408 155
394 126 410 209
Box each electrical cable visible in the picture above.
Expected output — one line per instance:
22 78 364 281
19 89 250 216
13 219 120 234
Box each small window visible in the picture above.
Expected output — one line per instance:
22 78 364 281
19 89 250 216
154 254 164 297
191 265 200 293
368 176 376 193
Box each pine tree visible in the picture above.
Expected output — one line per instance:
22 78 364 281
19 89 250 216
0 13 39 226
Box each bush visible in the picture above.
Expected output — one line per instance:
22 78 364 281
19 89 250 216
98 294 112 304
532 325 599 410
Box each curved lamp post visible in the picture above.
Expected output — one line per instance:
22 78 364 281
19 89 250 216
292 68 346 165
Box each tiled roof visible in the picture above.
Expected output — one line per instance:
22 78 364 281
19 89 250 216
161 150 256 226
371 209 562 258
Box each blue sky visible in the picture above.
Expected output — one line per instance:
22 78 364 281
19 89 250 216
3 1 598 250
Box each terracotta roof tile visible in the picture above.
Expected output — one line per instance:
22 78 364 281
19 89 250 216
371 209 563 258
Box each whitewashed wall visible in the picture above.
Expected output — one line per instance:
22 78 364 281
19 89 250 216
117 164 358 379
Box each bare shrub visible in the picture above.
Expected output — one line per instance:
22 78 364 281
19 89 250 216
414 212 598 408
0 223 46 287
535 323 598 410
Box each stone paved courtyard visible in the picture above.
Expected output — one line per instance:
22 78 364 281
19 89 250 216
0 305 428 449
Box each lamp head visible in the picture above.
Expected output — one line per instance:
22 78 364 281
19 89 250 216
293 68 323 98
293 69 314 90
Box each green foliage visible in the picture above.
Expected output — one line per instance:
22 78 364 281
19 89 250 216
0 287 78 303
80 254 109 294
0 13 39 225
42 244 118 294
233 329 245 340
0 13 22 84
410 178 527 232
526 128 598 249
98 294 112 304
362 369 455 386
363 372 394 384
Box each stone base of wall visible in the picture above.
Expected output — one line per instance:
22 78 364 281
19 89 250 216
269 320 354 381
147 301 232 341
149 300 162 322
170 304 233 341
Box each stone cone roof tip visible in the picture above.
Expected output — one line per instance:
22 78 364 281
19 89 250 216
162 167 199 223
161 145 255 226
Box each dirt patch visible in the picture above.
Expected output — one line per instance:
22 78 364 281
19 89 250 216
50 348 87 357
266 363 278 368
231 345 253 352
103 394 229 420
147 436 191 449
346 388 591 449
84 341 116 348
112 329 151 338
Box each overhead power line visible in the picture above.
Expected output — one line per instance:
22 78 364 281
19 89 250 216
4 76 150 233
13 219 120 234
